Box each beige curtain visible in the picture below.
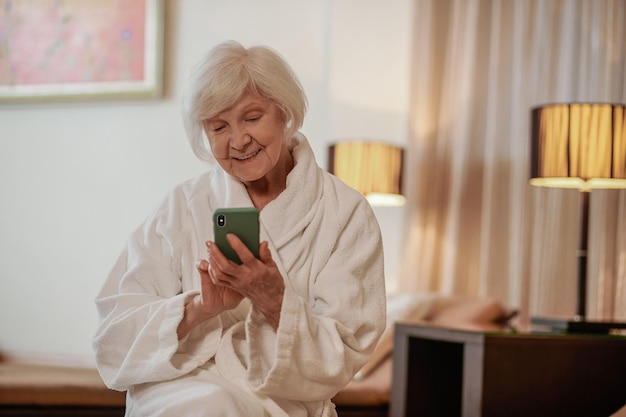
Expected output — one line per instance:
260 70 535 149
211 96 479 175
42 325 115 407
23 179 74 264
401 0 626 327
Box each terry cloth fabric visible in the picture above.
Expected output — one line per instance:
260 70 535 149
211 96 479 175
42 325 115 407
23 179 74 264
93 133 387 417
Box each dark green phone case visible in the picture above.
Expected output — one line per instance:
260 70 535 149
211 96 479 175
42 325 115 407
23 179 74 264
213 207 260 264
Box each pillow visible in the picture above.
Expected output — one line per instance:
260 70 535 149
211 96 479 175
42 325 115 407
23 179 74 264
427 295 513 331
354 293 436 380
354 293 514 380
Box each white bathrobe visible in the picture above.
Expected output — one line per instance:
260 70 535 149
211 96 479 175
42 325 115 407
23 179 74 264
93 134 386 417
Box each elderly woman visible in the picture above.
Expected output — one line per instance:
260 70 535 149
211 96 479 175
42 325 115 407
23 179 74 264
93 41 386 417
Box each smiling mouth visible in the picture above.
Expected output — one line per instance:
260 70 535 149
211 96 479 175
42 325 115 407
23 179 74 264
234 149 261 161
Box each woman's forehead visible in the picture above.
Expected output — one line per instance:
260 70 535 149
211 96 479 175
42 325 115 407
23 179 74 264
208 93 273 120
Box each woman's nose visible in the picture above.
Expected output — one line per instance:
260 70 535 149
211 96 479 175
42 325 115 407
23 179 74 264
230 125 251 149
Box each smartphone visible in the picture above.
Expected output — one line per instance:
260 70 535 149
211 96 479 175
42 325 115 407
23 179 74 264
213 207 260 264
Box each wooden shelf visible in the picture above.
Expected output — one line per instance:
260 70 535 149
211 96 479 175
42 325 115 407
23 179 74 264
390 323 626 417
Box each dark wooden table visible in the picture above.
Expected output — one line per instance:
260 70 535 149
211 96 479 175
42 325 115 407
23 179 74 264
390 323 626 417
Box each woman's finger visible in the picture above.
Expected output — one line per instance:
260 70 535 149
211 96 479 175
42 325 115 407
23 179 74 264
226 233 257 264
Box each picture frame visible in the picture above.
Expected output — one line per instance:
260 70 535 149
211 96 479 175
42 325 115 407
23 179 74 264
0 0 164 103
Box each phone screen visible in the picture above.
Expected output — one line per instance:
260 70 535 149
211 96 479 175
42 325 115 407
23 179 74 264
213 207 260 264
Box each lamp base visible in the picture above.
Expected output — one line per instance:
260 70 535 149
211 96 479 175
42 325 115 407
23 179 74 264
531 317 626 334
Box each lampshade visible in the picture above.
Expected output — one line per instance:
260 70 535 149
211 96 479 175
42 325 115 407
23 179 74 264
529 103 626 333
530 103 626 191
328 141 405 207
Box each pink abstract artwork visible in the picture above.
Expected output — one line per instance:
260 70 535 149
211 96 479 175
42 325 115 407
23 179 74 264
0 0 162 101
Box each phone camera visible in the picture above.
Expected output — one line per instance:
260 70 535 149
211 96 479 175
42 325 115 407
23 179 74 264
217 214 226 227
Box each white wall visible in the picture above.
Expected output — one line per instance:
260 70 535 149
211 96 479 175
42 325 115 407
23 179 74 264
0 0 412 364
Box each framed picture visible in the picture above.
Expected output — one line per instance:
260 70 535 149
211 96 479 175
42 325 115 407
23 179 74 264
0 0 164 103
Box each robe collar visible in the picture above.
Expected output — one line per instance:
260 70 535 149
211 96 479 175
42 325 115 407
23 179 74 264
213 133 324 249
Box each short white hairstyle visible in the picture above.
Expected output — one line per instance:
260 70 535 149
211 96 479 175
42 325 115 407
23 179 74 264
181 41 308 162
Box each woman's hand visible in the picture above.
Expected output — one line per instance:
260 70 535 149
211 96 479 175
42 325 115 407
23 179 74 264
197 257 247 311
177 250 245 340
207 235 284 330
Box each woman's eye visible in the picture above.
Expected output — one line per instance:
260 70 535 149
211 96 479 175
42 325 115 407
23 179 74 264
212 125 226 133
246 115 261 123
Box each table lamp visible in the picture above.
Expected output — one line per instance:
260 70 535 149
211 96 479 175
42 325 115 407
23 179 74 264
530 103 626 332
328 141 405 207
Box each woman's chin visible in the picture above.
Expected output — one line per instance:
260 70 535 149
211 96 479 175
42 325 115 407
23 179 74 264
232 167 266 184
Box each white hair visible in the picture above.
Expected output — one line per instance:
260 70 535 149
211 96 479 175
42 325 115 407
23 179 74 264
181 41 308 162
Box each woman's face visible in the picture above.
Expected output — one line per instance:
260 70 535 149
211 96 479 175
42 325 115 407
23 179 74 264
203 93 288 185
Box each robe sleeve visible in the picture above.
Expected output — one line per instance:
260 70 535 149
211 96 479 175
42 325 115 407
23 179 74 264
93 191 222 391
245 197 387 401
